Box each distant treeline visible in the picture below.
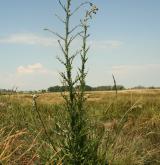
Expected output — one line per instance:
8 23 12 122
47 85 125 92
0 86 160 94
0 89 17 94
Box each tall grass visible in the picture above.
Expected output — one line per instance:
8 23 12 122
0 90 160 164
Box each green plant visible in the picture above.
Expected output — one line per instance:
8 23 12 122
44 0 106 164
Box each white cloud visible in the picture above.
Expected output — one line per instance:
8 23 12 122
86 64 160 88
0 72 59 91
0 33 123 50
17 63 43 74
111 65 130 75
110 64 160 87
16 63 57 75
0 63 59 90
111 64 160 75
1 63 160 90
0 33 57 47
89 40 123 49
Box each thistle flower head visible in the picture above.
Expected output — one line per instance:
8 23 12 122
86 3 98 19
91 4 98 14
32 94 39 100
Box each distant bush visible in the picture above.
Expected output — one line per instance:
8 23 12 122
48 85 125 92
48 85 68 92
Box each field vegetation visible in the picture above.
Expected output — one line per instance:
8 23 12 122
0 89 160 164
0 0 160 164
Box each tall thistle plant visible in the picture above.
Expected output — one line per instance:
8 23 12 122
45 0 102 164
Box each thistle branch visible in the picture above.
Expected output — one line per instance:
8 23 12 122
44 28 65 40
58 0 67 12
71 1 91 16
55 14 65 24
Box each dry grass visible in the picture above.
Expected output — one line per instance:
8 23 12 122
0 89 160 164
0 127 41 165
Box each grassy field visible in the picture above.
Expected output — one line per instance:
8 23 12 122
0 89 160 164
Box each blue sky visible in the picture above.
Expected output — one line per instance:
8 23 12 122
0 0 160 90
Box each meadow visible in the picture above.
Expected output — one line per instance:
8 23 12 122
0 89 160 164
